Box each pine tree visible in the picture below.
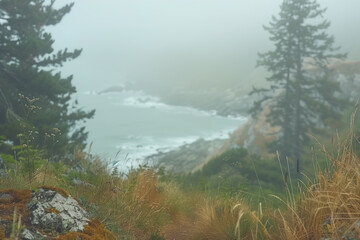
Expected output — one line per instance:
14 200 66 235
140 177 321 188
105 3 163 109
251 0 346 173
0 0 95 154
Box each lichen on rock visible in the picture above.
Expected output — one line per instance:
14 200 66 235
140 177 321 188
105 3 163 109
28 188 90 235
0 187 116 239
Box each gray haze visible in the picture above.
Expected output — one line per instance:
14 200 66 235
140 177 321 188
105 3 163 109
50 0 360 92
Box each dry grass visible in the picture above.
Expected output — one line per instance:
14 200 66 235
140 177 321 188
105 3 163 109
191 199 239 240
70 164 172 239
2 116 360 240
270 123 360 240
3 145 360 240
160 197 270 240
275 150 360 239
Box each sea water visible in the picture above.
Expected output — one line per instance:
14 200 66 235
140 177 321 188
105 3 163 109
76 90 247 170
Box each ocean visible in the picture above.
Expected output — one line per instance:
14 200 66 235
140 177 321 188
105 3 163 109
76 90 247 170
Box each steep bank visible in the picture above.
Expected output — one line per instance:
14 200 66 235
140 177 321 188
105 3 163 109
100 60 360 173
145 138 227 173
193 104 279 172
148 60 360 173
144 103 277 174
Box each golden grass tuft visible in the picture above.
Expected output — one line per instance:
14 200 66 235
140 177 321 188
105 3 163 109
192 199 238 240
189 199 269 240
72 165 171 239
133 169 161 204
271 136 360 240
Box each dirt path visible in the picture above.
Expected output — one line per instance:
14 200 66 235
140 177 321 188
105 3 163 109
161 215 198 240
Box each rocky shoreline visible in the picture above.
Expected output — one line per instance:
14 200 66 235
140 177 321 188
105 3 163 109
100 83 259 118
144 138 227 173
101 65 360 174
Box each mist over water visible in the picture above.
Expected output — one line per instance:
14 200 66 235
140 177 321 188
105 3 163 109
50 0 360 171
77 90 247 168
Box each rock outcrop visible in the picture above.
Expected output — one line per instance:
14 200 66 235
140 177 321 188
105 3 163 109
28 188 90 234
145 138 227 173
194 60 360 171
193 104 278 172
141 59 360 173
0 187 116 240
144 101 278 173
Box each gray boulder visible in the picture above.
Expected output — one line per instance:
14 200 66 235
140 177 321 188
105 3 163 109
0 187 114 239
27 188 90 235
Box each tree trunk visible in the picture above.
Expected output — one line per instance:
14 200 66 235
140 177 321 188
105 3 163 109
294 37 303 175
281 68 292 166
294 82 301 174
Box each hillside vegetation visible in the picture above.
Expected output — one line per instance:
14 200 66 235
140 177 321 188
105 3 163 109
1 0 360 239
1 112 360 239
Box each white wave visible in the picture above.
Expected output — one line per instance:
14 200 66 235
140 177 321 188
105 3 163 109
115 135 199 160
122 93 221 118
108 123 249 174
122 95 166 109
82 88 244 121
109 131 232 173
80 88 248 174
111 125 244 165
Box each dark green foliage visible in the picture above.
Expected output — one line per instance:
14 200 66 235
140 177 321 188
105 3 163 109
202 148 248 176
0 153 16 165
0 0 94 155
181 148 289 206
251 0 346 173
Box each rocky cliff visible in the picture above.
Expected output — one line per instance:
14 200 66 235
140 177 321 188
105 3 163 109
145 138 227 173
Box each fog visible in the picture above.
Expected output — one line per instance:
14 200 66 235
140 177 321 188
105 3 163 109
51 0 360 93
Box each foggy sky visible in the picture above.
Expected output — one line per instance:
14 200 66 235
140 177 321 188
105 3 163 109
50 0 360 92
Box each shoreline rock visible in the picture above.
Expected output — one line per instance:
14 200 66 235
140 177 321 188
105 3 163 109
145 138 227 173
